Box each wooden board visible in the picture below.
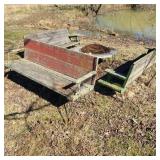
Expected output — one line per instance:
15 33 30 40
105 69 127 80
98 79 125 93
24 29 70 44
25 48 88 79
24 29 80 48
24 40 95 69
9 59 78 97
24 40 97 79
125 49 156 86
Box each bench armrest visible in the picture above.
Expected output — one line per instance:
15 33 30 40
74 71 96 84
54 70 96 84
69 35 80 42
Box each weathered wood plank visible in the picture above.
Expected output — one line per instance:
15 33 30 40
9 59 79 96
98 79 125 93
25 49 91 79
105 69 127 80
125 50 155 86
132 53 155 70
25 29 69 41
39 32 70 44
58 41 79 48
24 29 72 51
75 71 96 84
24 40 96 71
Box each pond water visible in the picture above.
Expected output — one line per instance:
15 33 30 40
96 9 156 41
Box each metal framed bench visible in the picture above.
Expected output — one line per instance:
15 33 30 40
98 48 156 93
7 29 98 100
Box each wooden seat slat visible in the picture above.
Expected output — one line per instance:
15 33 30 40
9 59 78 97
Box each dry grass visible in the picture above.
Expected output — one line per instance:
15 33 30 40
4 5 156 156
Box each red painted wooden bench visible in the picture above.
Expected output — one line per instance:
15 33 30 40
9 29 98 100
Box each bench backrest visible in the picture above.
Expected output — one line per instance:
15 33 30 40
24 38 97 79
124 48 156 87
25 29 71 46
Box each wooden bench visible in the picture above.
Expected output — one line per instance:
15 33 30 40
8 29 98 100
98 48 156 93
24 28 80 48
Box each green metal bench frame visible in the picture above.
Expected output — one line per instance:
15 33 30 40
98 48 156 93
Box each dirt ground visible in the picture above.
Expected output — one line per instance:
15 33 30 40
4 5 156 156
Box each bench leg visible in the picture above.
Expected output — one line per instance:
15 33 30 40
91 75 97 85
68 84 94 101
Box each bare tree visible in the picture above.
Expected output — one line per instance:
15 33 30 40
84 4 102 16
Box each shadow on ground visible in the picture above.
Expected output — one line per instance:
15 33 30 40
17 51 24 58
6 71 68 107
94 83 116 96
5 71 71 126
